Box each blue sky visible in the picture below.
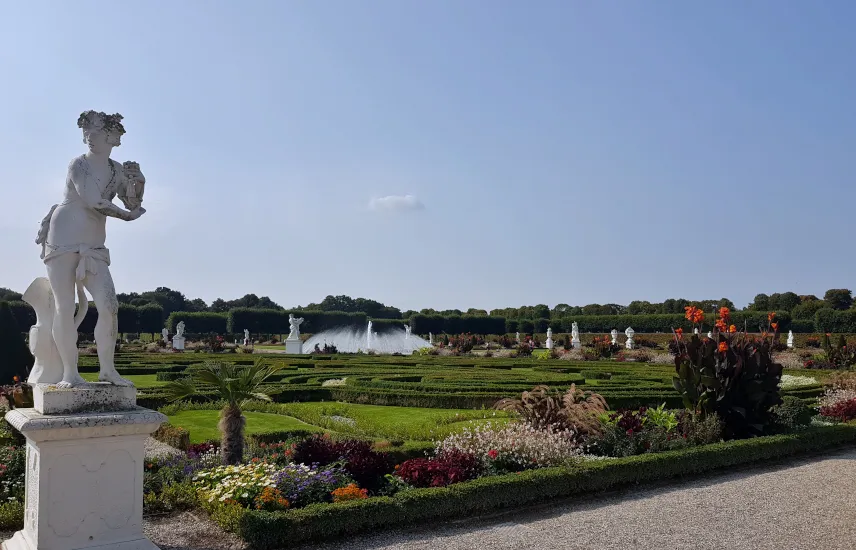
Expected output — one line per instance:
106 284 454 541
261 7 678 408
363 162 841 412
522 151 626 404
1 1 855 311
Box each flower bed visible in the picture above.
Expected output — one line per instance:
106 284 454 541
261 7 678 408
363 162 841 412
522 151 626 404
227 424 856 549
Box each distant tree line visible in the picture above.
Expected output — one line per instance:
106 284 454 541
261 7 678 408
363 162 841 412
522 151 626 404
1 286 854 335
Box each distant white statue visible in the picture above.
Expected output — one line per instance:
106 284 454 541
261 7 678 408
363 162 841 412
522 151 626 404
625 327 635 350
161 328 168 343
693 328 699 335
404 325 412 340
515 331 520 344
176 321 185 338
26 110 146 387
546 327 553 350
243 328 250 346
707 331 713 339
571 322 581 349
288 314 304 340
787 330 794 348
429 332 434 345
610 329 618 346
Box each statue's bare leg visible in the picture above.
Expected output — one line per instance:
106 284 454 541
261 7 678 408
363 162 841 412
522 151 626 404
83 264 132 386
45 253 86 388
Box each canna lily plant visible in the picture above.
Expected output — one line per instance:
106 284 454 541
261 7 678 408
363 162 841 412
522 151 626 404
164 359 282 465
672 307 783 439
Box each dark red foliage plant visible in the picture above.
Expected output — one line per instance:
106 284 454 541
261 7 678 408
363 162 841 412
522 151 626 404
395 451 481 488
820 398 856 422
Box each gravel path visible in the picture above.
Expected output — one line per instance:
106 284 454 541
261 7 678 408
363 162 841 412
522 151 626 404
145 437 184 460
298 447 856 550
4 448 854 549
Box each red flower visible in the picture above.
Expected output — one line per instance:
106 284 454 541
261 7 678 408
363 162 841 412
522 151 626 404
719 307 731 323
718 341 728 353
768 312 776 322
674 328 684 339
487 449 498 460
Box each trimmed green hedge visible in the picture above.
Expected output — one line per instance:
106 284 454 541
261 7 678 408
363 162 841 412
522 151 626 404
166 312 229 335
226 424 856 549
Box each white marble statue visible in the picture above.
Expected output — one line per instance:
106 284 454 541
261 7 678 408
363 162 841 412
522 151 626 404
243 328 250 345
625 327 635 350
288 314 304 340
161 328 169 343
429 332 434 345
404 325 412 340
693 328 699 335
546 327 553 350
176 321 186 338
515 331 521 344
787 330 794 348
28 111 146 388
571 322 581 349
708 331 713 339
610 329 619 346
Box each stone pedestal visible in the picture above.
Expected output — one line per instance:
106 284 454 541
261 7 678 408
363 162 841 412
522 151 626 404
571 337 581 350
545 338 553 350
172 336 185 350
285 338 303 354
2 385 166 550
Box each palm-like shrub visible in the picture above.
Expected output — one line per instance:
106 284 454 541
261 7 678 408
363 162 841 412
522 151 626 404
494 384 608 439
163 359 281 464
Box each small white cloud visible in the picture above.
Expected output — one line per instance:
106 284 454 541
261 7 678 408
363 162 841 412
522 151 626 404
368 194 425 212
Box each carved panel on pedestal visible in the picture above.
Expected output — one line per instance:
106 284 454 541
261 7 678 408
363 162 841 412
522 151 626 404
25 444 39 530
47 449 136 538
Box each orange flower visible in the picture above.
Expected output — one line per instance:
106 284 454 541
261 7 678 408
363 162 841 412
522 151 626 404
332 484 369 503
715 319 727 332
771 322 779 331
718 342 728 353
12 376 19 383
674 328 684 339
684 306 705 324
768 312 776 322
719 307 731 323
728 325 737 333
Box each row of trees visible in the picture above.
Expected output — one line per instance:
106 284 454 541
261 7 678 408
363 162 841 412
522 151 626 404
2 287 855 332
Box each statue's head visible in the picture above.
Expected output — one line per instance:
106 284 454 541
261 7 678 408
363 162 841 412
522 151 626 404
78 110 126 153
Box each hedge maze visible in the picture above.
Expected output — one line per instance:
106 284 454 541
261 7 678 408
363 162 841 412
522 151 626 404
78 352 824 411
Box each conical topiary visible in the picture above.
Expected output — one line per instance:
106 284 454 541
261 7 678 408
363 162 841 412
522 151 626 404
0 301 33 384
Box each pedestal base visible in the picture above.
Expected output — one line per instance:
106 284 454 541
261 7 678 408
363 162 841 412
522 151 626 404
33 383 136 415
172 336 185 350
285 338 304 354
2 530 159 550
2 407 166 550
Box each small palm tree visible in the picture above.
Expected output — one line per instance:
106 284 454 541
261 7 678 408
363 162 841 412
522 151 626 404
164 359 282 465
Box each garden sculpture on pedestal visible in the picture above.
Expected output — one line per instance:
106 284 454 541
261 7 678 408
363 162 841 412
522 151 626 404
288 314 304 340
28 111 146 388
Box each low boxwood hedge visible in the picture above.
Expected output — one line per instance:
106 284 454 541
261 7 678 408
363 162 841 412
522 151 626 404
215 424 856 549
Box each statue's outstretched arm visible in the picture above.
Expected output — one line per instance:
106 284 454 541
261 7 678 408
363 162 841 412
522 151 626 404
69 160 142 221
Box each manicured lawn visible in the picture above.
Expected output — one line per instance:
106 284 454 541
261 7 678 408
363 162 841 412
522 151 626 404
168 410 323 443
81 373 165 388
269 402 508 441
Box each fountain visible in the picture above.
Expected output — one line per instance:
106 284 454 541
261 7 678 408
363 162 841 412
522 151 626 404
300 320 433 355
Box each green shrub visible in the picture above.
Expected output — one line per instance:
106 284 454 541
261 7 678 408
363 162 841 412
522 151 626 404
771 396 814 431
0 301 33 384
151 423 190 451
0 500 23 531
